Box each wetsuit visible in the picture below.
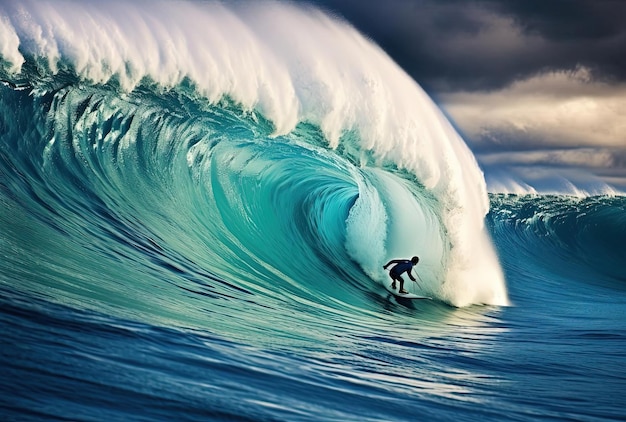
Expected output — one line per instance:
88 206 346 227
390 260 414 278
385 259 416 293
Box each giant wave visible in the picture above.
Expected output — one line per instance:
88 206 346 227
0 0 507 342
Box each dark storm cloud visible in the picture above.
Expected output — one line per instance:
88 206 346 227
305 0 626 93
490 1 626 76
492 0 625 41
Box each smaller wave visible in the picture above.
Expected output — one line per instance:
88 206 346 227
484 167 625 197
488 194 626 288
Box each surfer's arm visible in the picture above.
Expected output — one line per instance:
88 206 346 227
407 269 417 282
383 259 401 269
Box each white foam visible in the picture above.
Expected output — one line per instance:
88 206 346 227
0 14 23 73
345 176 388 279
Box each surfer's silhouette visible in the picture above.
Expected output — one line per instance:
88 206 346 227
383 256 419 294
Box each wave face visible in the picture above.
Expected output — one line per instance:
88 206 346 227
0 0 506 327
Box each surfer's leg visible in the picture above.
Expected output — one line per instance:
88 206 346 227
390 273 399 289
396 275 405 292
398 276 408 294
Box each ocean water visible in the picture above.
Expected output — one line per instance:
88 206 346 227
1 1 625 421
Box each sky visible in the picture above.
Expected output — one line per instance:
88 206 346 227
303 0 626 195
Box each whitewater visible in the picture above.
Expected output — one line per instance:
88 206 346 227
1 1 624 421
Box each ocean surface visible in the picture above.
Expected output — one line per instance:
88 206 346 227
1 1 625 421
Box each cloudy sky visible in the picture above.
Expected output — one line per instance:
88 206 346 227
303 0 626 195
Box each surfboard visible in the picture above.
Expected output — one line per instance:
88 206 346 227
383 283 432 300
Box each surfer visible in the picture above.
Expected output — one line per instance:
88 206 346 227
383 256 419 294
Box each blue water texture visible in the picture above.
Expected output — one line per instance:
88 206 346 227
1 1 625 421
